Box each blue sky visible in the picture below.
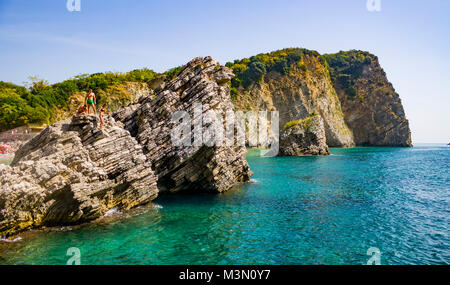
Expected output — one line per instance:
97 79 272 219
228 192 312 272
0 0 449 143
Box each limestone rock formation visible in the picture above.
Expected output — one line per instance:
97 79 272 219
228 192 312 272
279 114 330 156
232 53 355 147
0 115 158 237
229 48 412 147
325 51 412 146
0 56 253 237
115 56 252 194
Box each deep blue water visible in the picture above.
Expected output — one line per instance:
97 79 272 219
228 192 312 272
1 146 449 265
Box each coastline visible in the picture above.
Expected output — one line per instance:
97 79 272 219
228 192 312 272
1 145 448 265
0 202 163 247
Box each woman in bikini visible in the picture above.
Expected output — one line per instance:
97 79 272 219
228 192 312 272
85 89 97 115
98 103 108 130
73 104 88 119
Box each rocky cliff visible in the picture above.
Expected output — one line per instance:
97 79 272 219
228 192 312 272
227 48 412 147
279 114 330 156
0 57 252 237
114 56 252 194
0 115 158 237
324 51 412 146
231 50 354 147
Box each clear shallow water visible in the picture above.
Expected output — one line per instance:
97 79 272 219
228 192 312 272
0 154 13 165
1 146 449 265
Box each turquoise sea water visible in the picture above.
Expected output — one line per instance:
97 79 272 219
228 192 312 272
1 146 449 265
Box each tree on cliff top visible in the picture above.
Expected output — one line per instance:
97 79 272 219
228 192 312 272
0 68 160 132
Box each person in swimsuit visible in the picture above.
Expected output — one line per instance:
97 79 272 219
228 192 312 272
85 89 97 115
73 104 88 119
98 103 108 130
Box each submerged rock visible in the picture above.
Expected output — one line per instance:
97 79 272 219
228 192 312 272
279 114 330 156
0 115 158 237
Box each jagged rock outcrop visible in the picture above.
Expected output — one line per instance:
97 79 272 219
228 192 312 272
279 114 330 156
325 51 412 146
0 115 158 237
232 52 355 147
0 57 253 237
115 56 252 193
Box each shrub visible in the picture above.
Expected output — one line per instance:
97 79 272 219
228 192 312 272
0 88 50 130
337 74 351 89
0 66 161 131
297 62 307 72
284 113 318 131
164 66 183 82
348 86 358 97
230 87 239 100
240 57 267 88
283 120 301 130
125 68 158 83
272 58 290 75
231 77 242 88
225 48 320 89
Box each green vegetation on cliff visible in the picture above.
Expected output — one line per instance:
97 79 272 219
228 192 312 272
323 50 375 98
0 69 160 132
283 113 319 130
1 48 408 148
324 50 412 146
225 48 377 97
225 48 323 89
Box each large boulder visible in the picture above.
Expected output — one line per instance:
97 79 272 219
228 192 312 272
279 114 330 156
0 115 158 237
115 56 252 193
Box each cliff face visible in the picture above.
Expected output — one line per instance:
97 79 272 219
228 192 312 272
115 57 252 194
324 51 412 146
232 53 354 147
228 48 412 147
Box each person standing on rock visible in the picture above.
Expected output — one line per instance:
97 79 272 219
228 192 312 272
98 103 108 130
85 89 97 115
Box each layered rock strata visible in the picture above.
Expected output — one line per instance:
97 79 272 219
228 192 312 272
0 115 158 237
115 57 252 194
232 54 355 147
325 51 412 146
0 57 253 237
279 114 330 156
